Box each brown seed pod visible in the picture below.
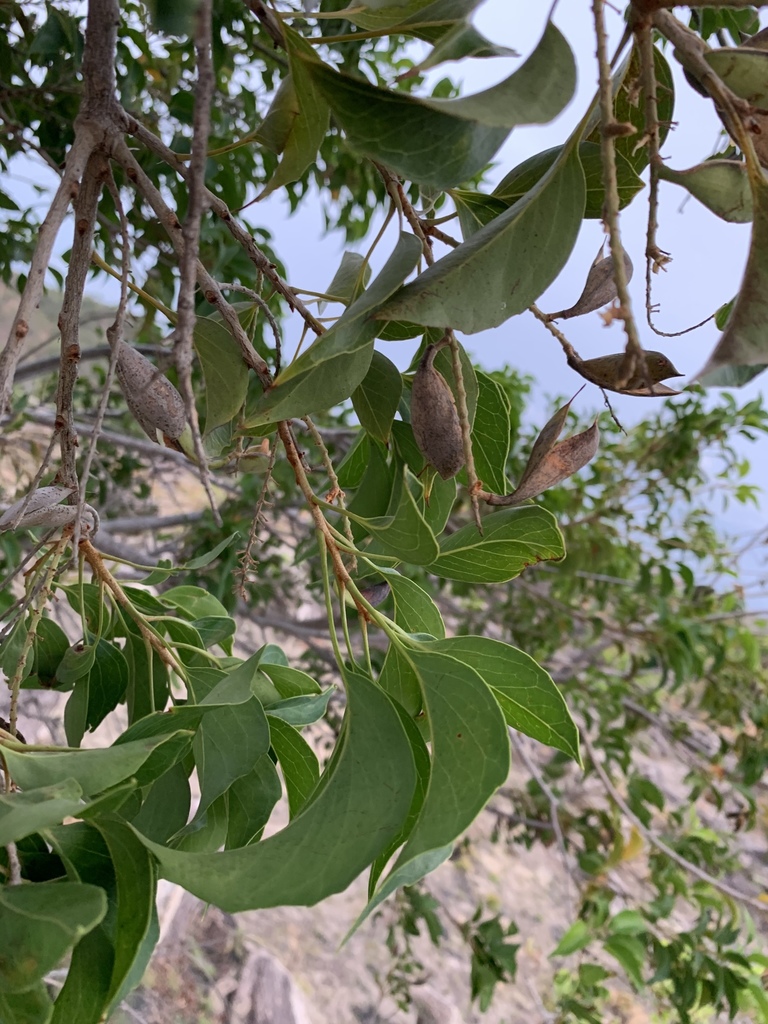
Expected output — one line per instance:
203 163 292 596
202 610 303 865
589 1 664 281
571 350 683 394
410 344 465 480
115 345 186 443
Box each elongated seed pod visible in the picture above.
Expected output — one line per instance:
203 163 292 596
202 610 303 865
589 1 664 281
0 486 99 534
115 345 186 443
410 345 464 480
546 250 633 321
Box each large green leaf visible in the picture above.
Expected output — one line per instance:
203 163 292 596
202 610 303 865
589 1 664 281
0 780 84 847
352 350 402 443
429 506 565 582
2 733 193 797
257 28 330 199
376 143 585 332
245 233 422 424
134 673 416 909
700 168 768 381
0 984 53 1024
301 22 575 187
472 372 511 494
193 316 249 435
425 636 580 761
350 649 509 932
0 881 106 993
658 160 753 223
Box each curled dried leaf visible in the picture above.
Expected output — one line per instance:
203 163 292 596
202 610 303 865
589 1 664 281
486 395 599 506
569 350 683 395
546 249 633 321
410 344 465 480
116 345 187 444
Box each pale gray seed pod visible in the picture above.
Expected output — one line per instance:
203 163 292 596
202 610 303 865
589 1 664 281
0 487 98 534
116 345 186 443
546 249 633 321
410 345 465 480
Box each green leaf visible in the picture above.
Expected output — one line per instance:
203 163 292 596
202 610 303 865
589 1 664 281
253 75 299 155
265 689 333 726
300 22 575 188
706 44 768 107
551 919 593 957
659 160 753 223
80 639 129 735
162 584 229 620
183 532 239 570
267 716 319 818
425 636 580 761
453 189 509 239
193 696 271 816
246 233 422 424
56 643 96 687
337 431 370 489
603 935 646 989
0 984 53 1024
0 780 84 847
377 565 445 638
351 650 509 933
472 372 511 494
29 617 69 688
95 819 158 1012
190 615 236 653
193 316 249 434
259 663 321 698
257 28 330 199
129 763 191 844
700 169 768 381
376 142 585 332
225 754 282 849
338 466 439 565
493 141 642 220
2 733 193 798
0 881 106 993
132 673 416 910
429 506 565 582
352 350 402 443
322 251 371 306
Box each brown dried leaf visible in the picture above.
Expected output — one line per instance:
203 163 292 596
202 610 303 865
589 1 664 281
487 397 599 507
546 248 633 321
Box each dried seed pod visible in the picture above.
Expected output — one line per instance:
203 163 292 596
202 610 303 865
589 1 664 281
0 486 98 534
115 345 186 444
546 249 633 321
410 344 464 480
571 350 683 393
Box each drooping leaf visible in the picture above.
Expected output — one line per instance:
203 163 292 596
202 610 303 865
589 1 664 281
129 763 191 844
699 169 768 380
0 984 53 1024
429 506 565 583
193 317 249 435
252 75 298 154
376 143 585 332
487 398 599 507
225 755 282 849
259 663 321 698
133 673 416 910
403 20 515 77
658 160 753 223
257 28 330 199
350 650 509 933
376 565 445 638
0 881 106 994
322 251 371 306
352 350 403 443
300 22 576 187
245 233 422 424
425 636 580 761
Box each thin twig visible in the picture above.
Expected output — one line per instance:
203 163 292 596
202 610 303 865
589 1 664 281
174 0 219 525
581 729 767 914
592 0 645 387
74 168 130 550
303 416 357 572
219 282 282 374
235 436 280 597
